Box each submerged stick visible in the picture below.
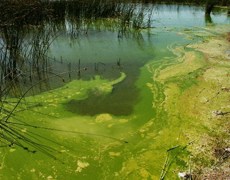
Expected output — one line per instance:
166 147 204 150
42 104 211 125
7 122 129 144
78 59 81 78
160 152 170 180
159 141 194 179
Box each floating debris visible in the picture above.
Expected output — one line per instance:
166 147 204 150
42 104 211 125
178 172 192 179
47 175 53 179
76 160 89 173
109 152 121 157
225 147 230 153
30 168 36 173
221 87 230 92
95 113 113 123
9 148 16 153
212 110 230 116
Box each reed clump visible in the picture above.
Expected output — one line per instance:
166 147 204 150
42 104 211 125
0 0 150 153
0 0 152 95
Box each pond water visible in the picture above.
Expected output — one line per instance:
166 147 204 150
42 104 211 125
1 3 229 180
48 4 228 117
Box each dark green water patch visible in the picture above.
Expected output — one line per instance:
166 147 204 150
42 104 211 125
65 62 142 116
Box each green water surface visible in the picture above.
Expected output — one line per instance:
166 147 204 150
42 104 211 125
0 4 229 180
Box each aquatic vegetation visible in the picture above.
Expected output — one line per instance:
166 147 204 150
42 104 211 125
0 0 154 95
0 1 229 179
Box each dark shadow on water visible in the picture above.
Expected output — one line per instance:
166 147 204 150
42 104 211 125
65 63 142 116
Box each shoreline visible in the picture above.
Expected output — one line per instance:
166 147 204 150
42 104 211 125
155 26 230 178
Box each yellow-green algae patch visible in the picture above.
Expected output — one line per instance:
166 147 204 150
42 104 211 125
25 72 126 104
115 25 230 179
1 25 229 179
153 25 230 178
0 72 128 179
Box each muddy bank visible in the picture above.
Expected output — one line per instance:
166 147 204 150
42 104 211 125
155 26 230 179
